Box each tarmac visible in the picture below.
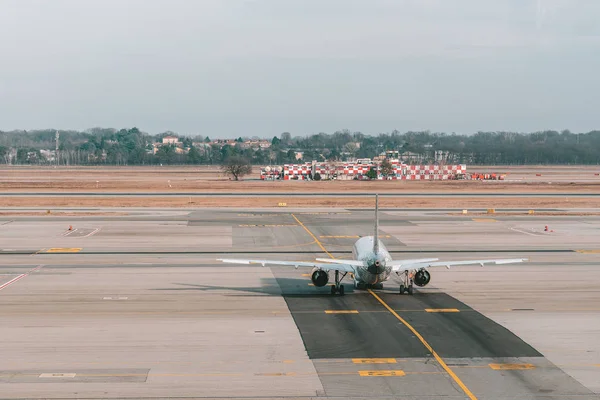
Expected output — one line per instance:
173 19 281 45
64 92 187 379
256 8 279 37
0 208 599 399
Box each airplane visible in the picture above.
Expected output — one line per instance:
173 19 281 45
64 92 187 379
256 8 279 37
217 194 527 295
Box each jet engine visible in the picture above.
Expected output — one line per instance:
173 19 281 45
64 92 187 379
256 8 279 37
413 269 431 287
311 268 329 287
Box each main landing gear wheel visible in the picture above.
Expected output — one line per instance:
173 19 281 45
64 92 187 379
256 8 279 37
331 270 347 296
399 284 414 295
398 270 415 295
331 285 345 295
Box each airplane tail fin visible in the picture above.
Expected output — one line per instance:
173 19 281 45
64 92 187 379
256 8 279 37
373 194 379 254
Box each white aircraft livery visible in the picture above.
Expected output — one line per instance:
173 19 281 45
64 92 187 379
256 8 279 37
218 195 527 295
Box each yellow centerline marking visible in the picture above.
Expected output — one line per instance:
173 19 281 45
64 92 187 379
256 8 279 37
489 363 535 370
368 290 478 400
291 212 478 400
291 214 335 258
425 308 460 313
324 310 359 314
472 218 496 223
576 250 600 254
358 370 405 377
353 358 397 364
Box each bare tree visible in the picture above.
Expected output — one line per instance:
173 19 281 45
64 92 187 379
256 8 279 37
221 156 252 180
380 159 394 177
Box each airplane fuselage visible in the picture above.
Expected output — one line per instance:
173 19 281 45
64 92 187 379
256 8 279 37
352 236 393 285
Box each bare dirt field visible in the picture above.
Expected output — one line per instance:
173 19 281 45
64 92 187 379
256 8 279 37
0 166 599 208
1 165 600 193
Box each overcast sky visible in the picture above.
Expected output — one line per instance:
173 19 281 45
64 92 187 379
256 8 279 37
1 0 599 137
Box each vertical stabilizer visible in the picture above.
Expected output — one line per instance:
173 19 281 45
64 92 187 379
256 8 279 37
373 194 379 254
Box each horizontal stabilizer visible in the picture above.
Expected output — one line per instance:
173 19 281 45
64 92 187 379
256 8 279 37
315 258 366 267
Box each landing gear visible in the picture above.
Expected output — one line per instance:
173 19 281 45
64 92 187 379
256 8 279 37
331 270 347 295
398 270 414 295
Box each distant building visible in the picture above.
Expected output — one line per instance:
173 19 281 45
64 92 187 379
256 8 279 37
40 149 56 162
162 136 179 145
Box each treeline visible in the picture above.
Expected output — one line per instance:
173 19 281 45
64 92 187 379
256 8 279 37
1 127 600 165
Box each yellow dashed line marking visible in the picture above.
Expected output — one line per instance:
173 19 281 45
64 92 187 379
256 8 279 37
472 219 497 223
489 363 535 370
45 248 82 253
425 308 460 313
358 370 406 377
308 283 334 286
324 310 359 314
353 358 397 364
576 250 600 254
301 273 311 277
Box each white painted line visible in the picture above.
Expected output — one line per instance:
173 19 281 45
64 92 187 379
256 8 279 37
0 274 26 291
81 228 100 238
118 297 129 300
63 229 78 237
510 227 540 237
0 265 44 293
39 373 76 378
103 297 113 300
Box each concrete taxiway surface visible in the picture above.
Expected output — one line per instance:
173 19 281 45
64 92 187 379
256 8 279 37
0 208 599 399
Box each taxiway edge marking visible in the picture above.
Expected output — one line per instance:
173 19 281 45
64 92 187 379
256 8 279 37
368 289 478 400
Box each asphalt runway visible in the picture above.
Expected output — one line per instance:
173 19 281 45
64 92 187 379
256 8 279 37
0 208 599 399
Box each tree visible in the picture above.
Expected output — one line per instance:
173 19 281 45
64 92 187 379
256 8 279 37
221 156 252 180
380 159 394 177
280 132 292 145
187 146 202 164
366 166 377 180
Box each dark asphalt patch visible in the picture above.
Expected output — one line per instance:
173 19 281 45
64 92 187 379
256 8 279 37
377 291 541 359
283 292 430 359
274 267 541 360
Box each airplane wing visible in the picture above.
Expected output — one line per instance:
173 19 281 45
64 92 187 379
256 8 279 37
217 258 356 273
392 258 528 273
